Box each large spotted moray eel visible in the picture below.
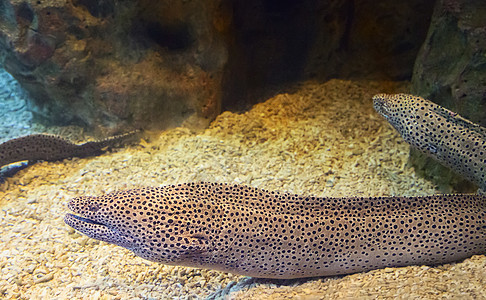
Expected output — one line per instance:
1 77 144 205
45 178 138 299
64 182 486 279
373 93 486 194
0 130 139 169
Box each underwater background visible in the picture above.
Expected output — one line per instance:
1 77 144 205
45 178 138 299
1 0 486 299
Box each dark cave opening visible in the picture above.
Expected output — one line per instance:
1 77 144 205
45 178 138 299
145 21 194 51
221 0 435 111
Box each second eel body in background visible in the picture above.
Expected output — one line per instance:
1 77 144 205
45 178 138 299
373 93 486 194
0 131 139 169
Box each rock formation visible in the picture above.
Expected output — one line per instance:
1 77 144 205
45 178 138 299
0 0 434 133
0 0 228 134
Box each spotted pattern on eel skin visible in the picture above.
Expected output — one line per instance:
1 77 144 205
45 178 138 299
64 182 486 279
373 93 486 194
0 130 139 168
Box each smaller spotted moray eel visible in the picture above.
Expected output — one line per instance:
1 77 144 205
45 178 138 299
0 130 139 168
65 182 486 279
373 93 486 194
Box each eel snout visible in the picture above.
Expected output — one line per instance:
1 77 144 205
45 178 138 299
65 196 135 249
372 93 393 119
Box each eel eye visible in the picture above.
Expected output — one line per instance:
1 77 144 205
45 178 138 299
87 203 101 212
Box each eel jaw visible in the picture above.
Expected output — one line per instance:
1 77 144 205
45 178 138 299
64 213 134 250
64 213 105 230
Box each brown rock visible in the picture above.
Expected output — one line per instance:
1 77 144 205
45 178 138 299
0 0 227 134
412 0 486 126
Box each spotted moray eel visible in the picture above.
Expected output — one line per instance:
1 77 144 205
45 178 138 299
373 93 486 194
0 130 139 168
64 182 486 279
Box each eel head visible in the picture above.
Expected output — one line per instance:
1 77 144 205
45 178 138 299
372 93 441 149
64 187 216 267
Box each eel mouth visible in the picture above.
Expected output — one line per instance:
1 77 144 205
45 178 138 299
64 213 105 226
64 206 134 249
64 213 110 238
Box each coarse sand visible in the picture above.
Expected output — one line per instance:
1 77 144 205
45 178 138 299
0 79 484 299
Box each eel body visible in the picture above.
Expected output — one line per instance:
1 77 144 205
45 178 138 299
65 182 486 279
0 131 139 168
373 93 486 193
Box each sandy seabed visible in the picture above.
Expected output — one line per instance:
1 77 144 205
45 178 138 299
0 79 485 299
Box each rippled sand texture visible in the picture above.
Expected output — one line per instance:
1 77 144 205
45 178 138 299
0 79 484 299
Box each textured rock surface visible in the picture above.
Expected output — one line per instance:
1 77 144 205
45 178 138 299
0 0 227 134
412 0 486 126
410 0 486 193
0 0 434 132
